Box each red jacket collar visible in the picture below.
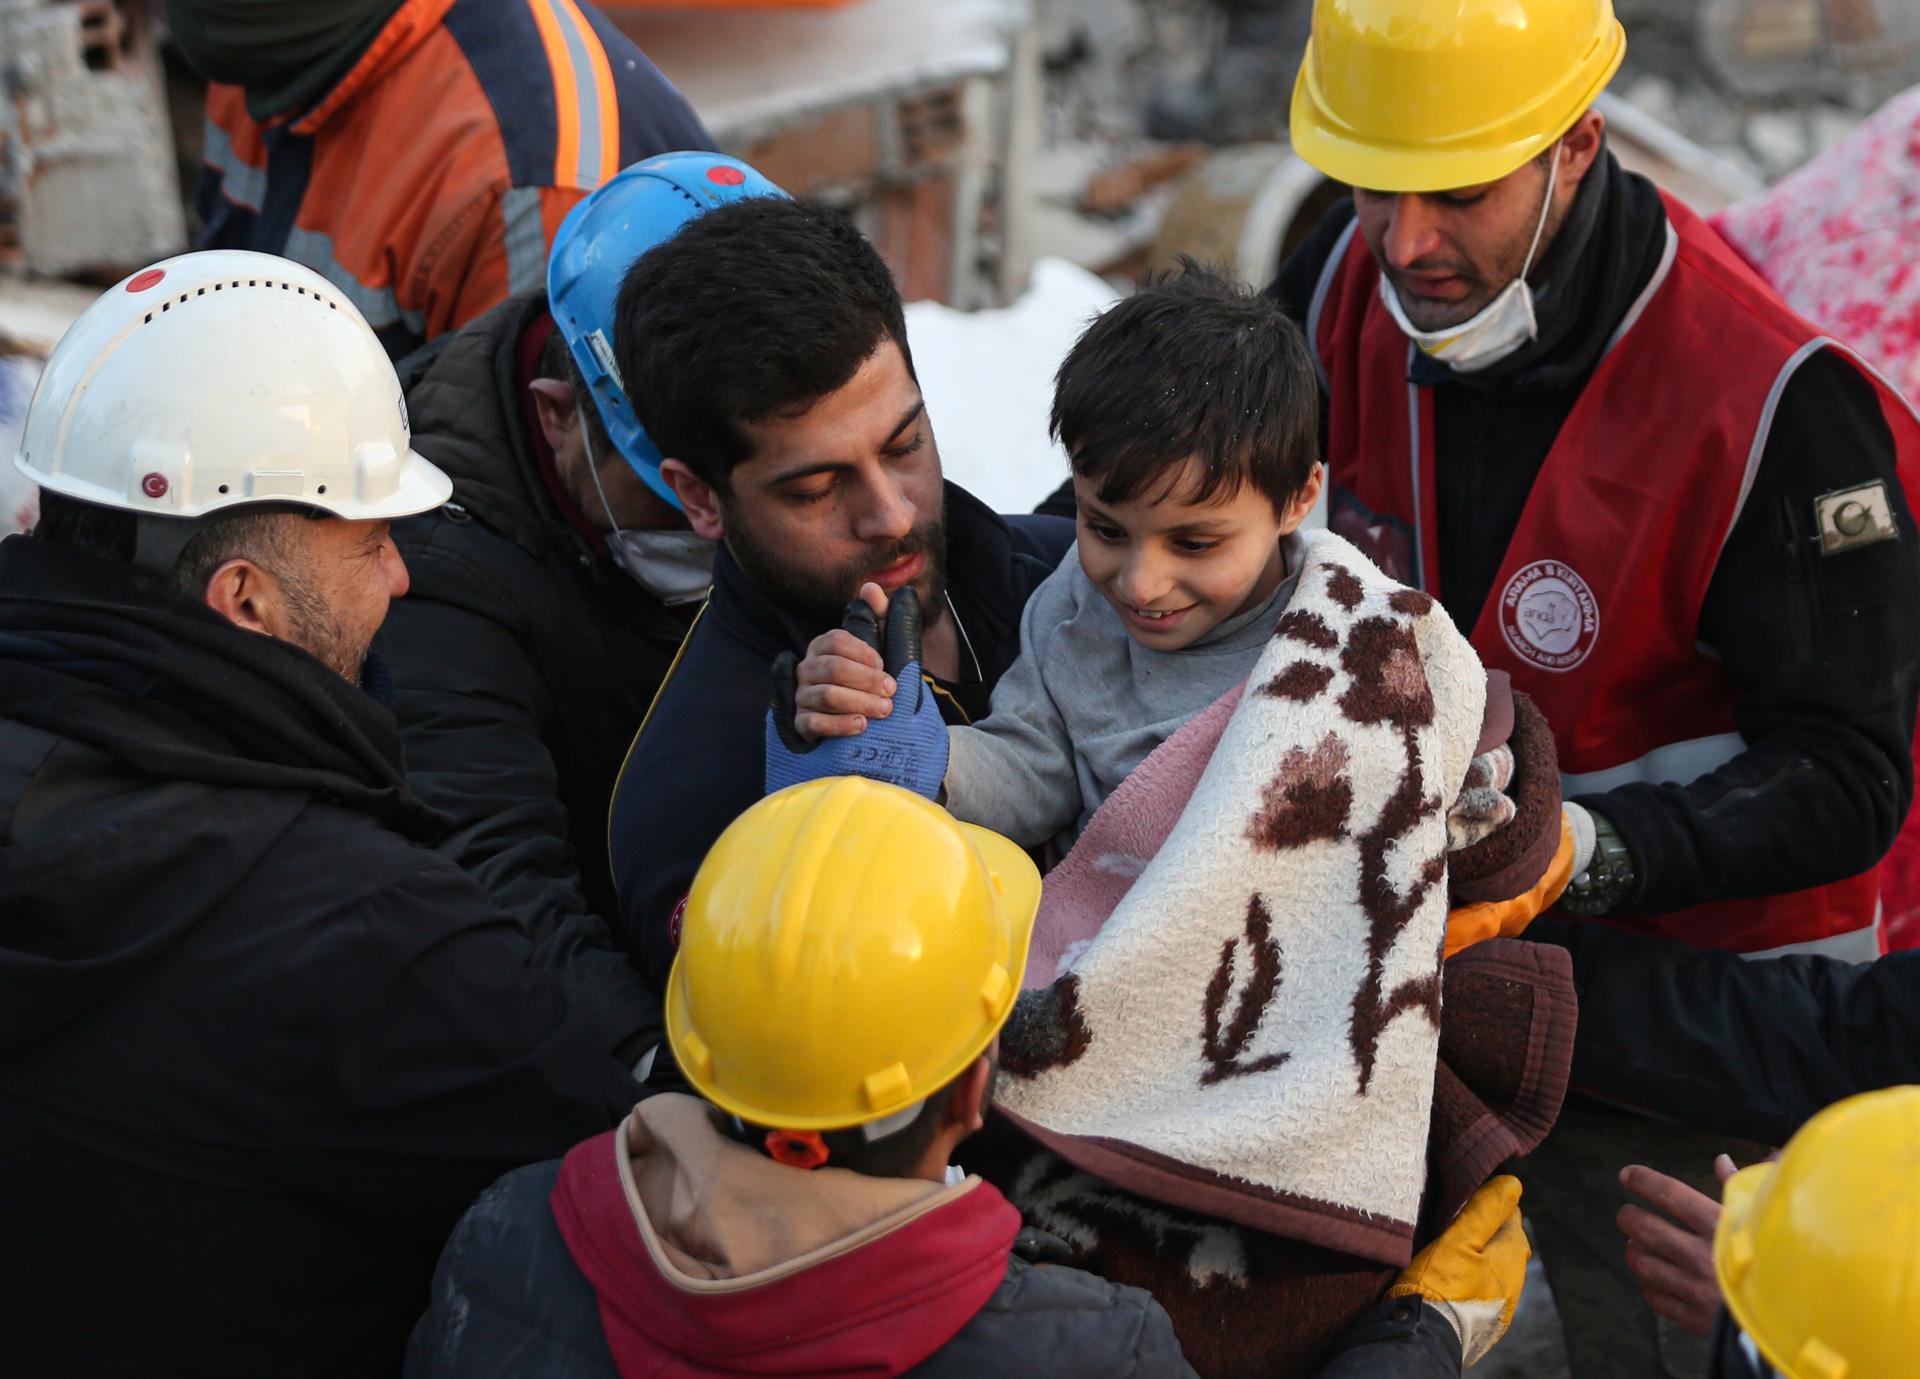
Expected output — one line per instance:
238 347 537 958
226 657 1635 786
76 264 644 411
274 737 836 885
550 1123 1020 1378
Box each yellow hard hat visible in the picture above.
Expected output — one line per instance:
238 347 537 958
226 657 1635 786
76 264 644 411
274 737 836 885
1289 0 1627 193
665 777 1042 1131
1714 1087 1920 1379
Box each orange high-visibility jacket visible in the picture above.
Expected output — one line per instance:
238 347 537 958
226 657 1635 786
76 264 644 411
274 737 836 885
196 0 711 360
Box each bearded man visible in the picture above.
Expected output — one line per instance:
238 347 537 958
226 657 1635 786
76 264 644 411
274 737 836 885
603 198 1072 994
0 252 642 1377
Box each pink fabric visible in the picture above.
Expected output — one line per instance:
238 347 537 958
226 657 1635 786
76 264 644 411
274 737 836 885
1711 85 1920 404
1713 88 1920 950
1023 682 1243 988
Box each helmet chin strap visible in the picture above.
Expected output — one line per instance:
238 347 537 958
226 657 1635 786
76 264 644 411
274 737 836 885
1516 137 1565 290
578 416 624 539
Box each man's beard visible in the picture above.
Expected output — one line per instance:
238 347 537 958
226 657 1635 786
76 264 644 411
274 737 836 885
727 505 950 635
280 570 369 684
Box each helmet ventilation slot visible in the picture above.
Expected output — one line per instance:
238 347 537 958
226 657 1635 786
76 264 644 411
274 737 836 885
142 278 346 326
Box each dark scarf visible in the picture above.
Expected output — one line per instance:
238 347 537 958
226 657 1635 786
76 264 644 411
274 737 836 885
168 0 407 123
0 534 444 842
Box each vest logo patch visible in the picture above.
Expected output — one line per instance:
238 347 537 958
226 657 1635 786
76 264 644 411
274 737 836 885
1500 561 1599 672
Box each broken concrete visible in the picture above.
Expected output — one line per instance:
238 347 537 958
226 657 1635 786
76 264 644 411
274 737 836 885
0 0 185 278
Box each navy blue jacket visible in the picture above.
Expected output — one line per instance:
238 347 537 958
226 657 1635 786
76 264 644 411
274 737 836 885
609 484 1073 990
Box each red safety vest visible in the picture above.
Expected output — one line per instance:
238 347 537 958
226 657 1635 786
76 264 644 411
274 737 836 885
1310 193 1920 957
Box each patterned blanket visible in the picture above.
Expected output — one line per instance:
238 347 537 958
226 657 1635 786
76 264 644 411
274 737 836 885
974 530 1575 1377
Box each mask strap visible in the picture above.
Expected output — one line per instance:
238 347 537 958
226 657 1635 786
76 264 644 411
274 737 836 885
578 418 624 542
1518 139 1564 285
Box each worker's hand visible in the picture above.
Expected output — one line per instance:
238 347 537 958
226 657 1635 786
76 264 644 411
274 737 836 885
1388 1175 1530 1367
1617 1156 1739 1339
1443 811 1576 959
1447 745 1518 850
765 585 950 800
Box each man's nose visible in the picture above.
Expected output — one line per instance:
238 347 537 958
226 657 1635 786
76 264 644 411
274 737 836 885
852 472 916 543
384 539 411 600
1382 195 1446 271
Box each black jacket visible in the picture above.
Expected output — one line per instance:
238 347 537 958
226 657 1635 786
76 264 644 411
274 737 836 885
406 1158 1465 1379
609 485 1072 991
1532 918 1920 1146
0 535 640 1379
385 291 685 1060
1270 152 1920 919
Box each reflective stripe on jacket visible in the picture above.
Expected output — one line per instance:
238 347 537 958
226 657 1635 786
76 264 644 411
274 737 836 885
196 0 711 359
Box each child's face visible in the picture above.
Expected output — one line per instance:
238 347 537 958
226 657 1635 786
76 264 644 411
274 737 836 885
1073 461 1322 652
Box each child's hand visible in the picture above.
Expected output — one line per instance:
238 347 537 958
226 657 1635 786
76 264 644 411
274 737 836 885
790 583 898 740
764 586 951 800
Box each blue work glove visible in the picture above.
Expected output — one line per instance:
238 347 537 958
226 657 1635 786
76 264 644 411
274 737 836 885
765 587 950 800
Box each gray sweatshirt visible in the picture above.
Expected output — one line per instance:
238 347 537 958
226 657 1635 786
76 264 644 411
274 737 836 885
944 535 1304 851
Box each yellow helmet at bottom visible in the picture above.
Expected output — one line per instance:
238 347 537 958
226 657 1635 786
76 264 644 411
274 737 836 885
1714 1086 1920 1379
665 777 1042 1132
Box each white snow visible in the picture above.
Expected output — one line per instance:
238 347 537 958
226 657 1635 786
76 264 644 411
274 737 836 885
907 256 1119 516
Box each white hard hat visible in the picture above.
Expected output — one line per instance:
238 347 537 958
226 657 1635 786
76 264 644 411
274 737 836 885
14 250 450 524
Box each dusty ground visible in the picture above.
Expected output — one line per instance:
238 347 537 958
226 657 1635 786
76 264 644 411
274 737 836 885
1482 1250 1573 1379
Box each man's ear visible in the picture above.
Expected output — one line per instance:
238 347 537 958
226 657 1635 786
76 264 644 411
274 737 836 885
1559 108 1606 191
945 1054 994 1137
661 458 726 541
201 558 281 638
527 377 579 458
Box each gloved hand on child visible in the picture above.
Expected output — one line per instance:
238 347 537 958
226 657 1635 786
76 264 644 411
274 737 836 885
1443 674 1576 959
1388 1174 1531 1367
765 584 949 799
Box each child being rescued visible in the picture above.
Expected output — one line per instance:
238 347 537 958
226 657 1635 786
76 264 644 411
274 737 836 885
764 264 1579 1379
777 262 1515 855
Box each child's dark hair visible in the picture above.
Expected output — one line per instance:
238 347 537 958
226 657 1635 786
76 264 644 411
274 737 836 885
1050 260 1319 513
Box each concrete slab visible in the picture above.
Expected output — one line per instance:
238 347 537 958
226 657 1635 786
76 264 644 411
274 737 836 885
613 0 1029 147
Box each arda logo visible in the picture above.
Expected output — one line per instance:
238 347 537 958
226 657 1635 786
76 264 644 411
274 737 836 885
1499 560 1598 672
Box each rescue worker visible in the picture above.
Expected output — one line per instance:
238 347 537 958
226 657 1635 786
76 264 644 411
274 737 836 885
1707 1088 1920 1378
0 251 641 1377
604 196 1073 995
383 153 783 1067
1608 1088 1920 1378
411 776 1530 1378
1534 916 1920 1149
176 0 712 359
1270 3 1920 1373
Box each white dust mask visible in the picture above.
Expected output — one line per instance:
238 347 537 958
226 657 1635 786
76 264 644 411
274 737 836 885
581 422 715 606
1379 139 1563 373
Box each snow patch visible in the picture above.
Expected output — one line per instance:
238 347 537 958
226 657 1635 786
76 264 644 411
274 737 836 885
907 257 1119 516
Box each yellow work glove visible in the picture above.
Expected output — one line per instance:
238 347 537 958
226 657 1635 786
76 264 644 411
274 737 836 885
1387 1175 1530 1368
1443 813 1576 960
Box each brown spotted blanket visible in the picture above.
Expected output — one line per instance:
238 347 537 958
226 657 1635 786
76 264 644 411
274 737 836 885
974 529 1574 1377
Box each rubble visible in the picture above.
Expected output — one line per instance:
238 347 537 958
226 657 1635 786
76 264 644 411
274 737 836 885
0 0 185 278
613 0 1042 307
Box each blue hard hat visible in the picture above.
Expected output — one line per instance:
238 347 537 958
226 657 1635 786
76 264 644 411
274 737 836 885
547 151 788 509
